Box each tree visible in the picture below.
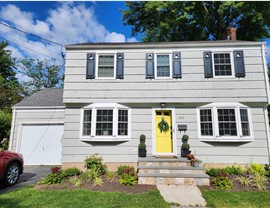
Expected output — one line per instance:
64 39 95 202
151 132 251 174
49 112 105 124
121 1 270 42
0 110 12 149
17 58 64 96
0 41 22 112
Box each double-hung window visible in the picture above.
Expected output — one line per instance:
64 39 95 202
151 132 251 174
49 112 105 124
156 54 171 78
213 53 232 76
97 54 116 78
80 103 130 141
198 103 253 142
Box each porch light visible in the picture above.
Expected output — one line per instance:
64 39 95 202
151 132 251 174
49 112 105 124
160 102 166 108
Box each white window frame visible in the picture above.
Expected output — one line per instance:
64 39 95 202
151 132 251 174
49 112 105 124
96 53 117 79
154 53 172 79
212 51 235 78
197 102 253 142
80 103 131 142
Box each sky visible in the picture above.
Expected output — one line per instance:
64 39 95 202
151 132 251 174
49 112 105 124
0 1 269 66
0 1 139 66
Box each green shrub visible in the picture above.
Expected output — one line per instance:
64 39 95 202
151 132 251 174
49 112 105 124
81 169 100 182
212 176 233 190
39 173 65 185
62 167 81 177
84 154 107 175
253 173 267 190
118 175 137 186
224 165 243 175
182 134 189 143
264 164 270 177
69 177 82 187
117 165 135 177
249 164 266 176
138 143 146 150
93 177 103 186
106 171 115 181
181 143 190 150
140 134 146 143
237 176 253 186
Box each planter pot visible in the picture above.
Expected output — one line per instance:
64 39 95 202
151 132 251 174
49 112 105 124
181 149 191 157
193 162 200 167
138 150 147 157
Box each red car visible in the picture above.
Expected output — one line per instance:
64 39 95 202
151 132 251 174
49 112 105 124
0 150 24 186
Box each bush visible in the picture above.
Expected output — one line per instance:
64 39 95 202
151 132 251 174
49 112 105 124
264 164 270 177
140 134 146 143
81 169 100 182
182 134 189 143
117 165 135 177
62 167 81 177
138 143 146 150
39 173 65 185
118 175 137 186
51 166 61 174
84 154 107 175
69 177 82 187
181 143 190 150
249 164 266 175
237 176 253 186
224 165 243 175
0 138 9 150
212 176 233 190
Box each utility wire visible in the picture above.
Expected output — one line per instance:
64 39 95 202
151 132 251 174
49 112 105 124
0 35 63 63
0 21 63 47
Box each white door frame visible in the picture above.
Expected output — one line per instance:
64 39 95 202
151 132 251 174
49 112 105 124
151 108 177 156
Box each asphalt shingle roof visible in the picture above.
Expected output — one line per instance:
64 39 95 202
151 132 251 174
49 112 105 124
13 88 64 108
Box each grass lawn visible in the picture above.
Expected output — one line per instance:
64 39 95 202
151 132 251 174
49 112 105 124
0 188 169 208
202 190 270 208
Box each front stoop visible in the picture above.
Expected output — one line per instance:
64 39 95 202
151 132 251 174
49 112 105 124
138 157 209 186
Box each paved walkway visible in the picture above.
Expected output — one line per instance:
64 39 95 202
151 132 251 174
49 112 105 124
157 184 206 207
0 166 51 194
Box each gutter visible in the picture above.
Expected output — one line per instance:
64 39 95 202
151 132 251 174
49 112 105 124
262 43 270 163
8 108 16 151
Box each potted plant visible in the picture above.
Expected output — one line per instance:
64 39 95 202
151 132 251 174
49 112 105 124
181 134 191 157
190 158 202 167
138 134 147 157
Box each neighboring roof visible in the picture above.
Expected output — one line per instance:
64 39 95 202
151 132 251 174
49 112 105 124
65 40 265 50
13 88 64 108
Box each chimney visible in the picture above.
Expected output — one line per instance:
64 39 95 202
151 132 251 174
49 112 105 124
222 27 237 41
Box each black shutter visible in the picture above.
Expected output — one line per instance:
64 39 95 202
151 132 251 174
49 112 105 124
146 53 154 79
116 53 124 79
234 50 245 77
204 51 213 78
172 52 182 78
86 53 95 79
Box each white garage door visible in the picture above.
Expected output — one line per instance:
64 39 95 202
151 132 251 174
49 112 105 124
20 124 64 165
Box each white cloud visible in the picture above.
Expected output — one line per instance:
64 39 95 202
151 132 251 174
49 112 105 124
0 2 138 62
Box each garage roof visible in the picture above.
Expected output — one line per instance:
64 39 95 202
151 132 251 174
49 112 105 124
13 88 64 108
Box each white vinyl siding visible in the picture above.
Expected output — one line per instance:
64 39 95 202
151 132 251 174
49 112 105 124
198 103 253 142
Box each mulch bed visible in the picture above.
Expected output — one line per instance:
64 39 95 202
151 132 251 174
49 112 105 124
200 175 270 192
34 175 157 194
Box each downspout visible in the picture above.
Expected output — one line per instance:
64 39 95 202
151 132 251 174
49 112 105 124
262 43 270 164
8 108 16 151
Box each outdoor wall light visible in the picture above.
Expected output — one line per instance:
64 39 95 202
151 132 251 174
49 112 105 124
160 102 166 108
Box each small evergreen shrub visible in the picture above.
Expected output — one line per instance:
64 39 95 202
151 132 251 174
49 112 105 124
39 173 65 185
84 154 107 175
206 168 225 177
81 169 100 182
224 165 243 175
181 143 190 150
62 167 81 177
140 134 146 143
212 176 233 190
138 143 146 150
249 164 266 175
118 175 137 186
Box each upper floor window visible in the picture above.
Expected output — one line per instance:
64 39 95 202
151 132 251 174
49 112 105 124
80 103 130 141
213 53 232 76
156 54 171 77
97 55 115 78
197 103 253 142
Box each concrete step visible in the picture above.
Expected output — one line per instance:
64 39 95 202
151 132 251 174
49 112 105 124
138 165 205 174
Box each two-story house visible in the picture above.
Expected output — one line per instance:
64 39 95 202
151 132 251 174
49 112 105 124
9 30 270 172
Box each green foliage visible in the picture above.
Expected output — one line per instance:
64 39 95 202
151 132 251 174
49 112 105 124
17 57 63 96
212 176 233 190
0 138 9 150
69 177 83 187
39 173 65 185
253 173 267 190
118 175 137 186
117 165 135 177
84 154 107 175
249 164 266 176
224 165 243 175
122 2 270 42
0 111 12 143
106 171 115 181
181 143 190 150
237 176 253 186
80 169 100 182
138 143 146 150
62 167 81 177
140 134 146 143
158 118 169 132
264 164 270 177
93 177 103 186
182 134 189 143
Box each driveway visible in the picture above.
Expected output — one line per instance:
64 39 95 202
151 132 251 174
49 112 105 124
0 166 51 194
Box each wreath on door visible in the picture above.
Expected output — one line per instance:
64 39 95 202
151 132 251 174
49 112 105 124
158 117 169 133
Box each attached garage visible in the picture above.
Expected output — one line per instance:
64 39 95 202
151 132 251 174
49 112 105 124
9 89 65 166
20 124 64 165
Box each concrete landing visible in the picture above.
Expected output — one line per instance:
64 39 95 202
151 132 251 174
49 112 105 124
157 184 206 207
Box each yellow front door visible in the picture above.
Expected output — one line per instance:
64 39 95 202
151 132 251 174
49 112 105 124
155 110 173 154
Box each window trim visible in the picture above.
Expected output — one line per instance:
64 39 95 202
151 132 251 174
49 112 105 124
154 53 172 79
80 103 131 142
212 51 235 79
197 102 253 142
96 53 117 79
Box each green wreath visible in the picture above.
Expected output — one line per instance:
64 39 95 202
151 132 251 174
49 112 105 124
158 118 169 133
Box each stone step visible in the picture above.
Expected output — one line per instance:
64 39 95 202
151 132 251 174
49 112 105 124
138 161 191 167
138 157 189 163
138 165 205 174
138 173 209 186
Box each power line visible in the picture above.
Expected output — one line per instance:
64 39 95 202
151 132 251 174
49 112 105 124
0 21 63 47
0 36 63 63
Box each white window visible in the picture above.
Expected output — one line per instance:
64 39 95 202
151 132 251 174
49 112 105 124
197 103 253 142
80 103 131 141
213 53 232 76
97 54 116 78
155 54 171 78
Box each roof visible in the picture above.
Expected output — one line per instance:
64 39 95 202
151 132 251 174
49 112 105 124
65 40 265 50
13 88 64 108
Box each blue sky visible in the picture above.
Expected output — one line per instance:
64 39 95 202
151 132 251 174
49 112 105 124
0 1 269 65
